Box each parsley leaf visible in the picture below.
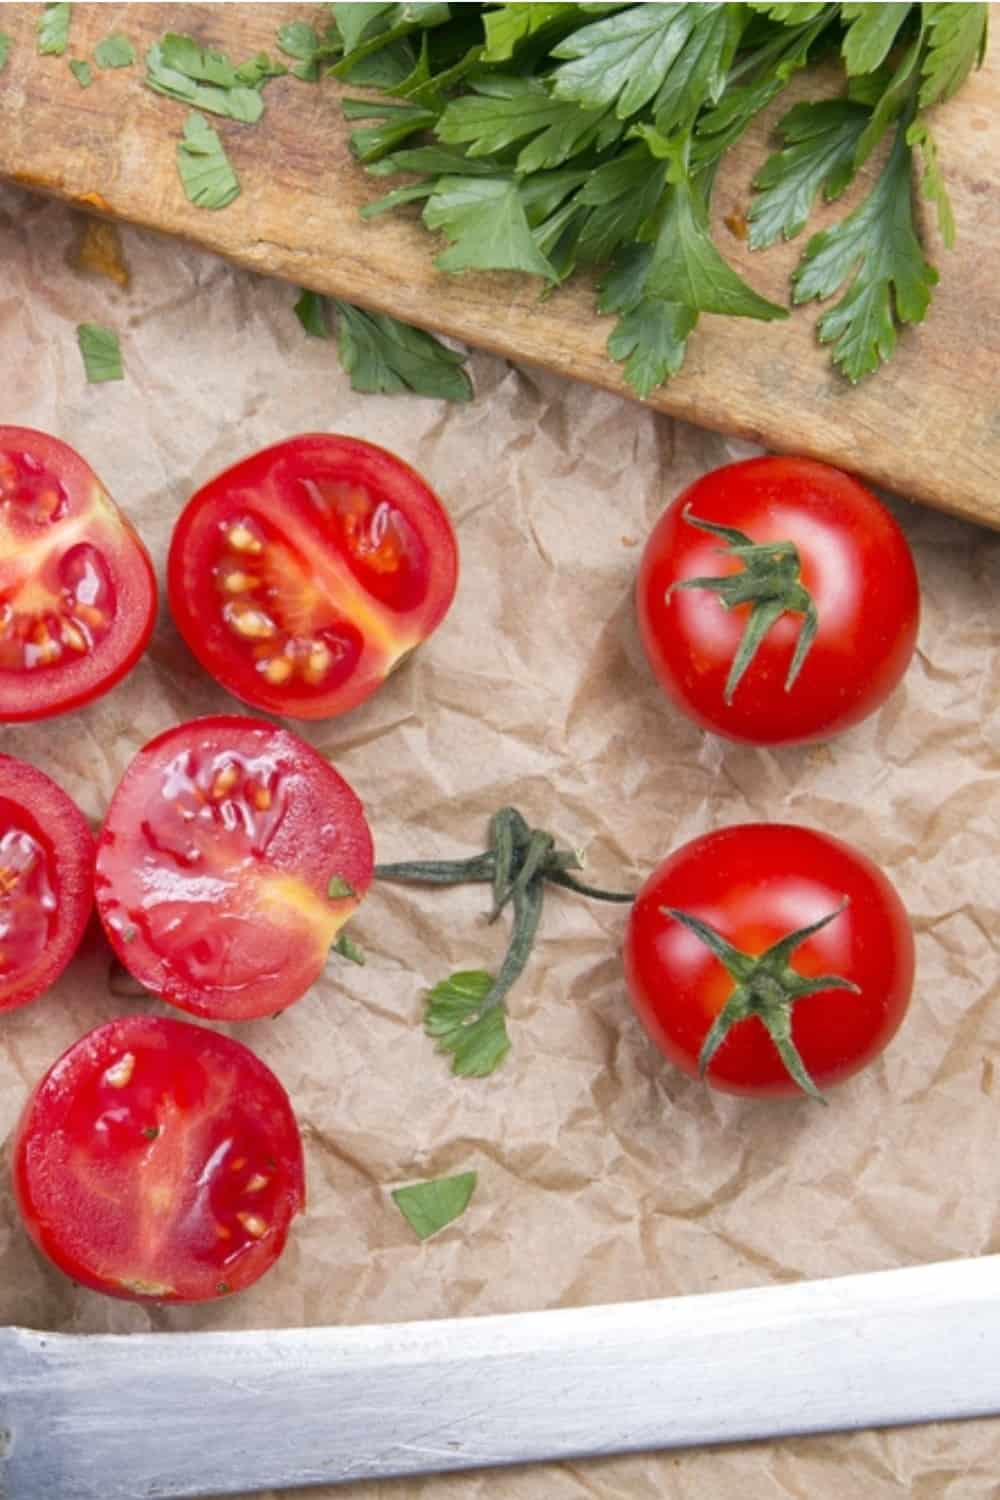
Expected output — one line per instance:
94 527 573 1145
342 97 438 163
552 3 707 119
605 297 697 397
293 288 330 337
77 323 123 383
94 33 134 69
176 111 241 210
332 931 365 965
424 971 511 1077
919 2 989 107
424 176 557 279
277 20 341 81
327 875 357 900
146 34 281 122
792 116 937 380
840 3 914 77
906 116 955 248
38 2 71 57
335 302 473 401
748 99 869 249
746 2 828 21
391 1171 477 1240
69 57 92 87
0 34 9 72
437 76 622 173
482 3 579 62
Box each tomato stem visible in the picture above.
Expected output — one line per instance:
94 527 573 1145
375 807 634 1075
669 506 819 704
663 900 859 1101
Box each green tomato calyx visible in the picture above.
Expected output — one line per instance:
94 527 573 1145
669 506 819 705
662 901 858 1101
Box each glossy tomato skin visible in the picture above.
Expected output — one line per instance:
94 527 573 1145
167 434 458 720
95 716 374 1021
13 1014 305 1302
623 824 914 1098
0 427 157 721
0 754 94 1011
636 457 920 745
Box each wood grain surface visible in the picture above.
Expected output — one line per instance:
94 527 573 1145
1 2 998 526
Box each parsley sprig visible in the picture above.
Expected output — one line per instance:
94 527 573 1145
327 1 987 389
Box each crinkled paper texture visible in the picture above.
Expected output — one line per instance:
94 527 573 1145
2 181 1000 1498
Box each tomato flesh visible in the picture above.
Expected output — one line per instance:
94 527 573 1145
636 457 920 745
13 1014 305 1301
95 716 374 1020
623 823 915 1097
0 428 157 720
0 755 94 1012
167 434 459 720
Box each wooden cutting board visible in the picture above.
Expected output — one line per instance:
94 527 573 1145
2 2 998 528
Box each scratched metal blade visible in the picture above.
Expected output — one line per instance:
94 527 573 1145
4 1255 1000 1500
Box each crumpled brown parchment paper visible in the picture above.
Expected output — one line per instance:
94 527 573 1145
2 179 1000 1500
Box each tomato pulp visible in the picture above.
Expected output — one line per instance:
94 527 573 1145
0 427 157 720
167 434 458 720
13 1014 305 1301
95 716 374 1020
636 456 920 745
0 754 94 1011
623 823 914 1098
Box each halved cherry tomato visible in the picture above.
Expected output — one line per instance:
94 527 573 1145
13 1014 305 1302
0 427 157 720
94 716 373 1021
636 457 920 745
0 753 94 1011
623 823 914 1099
166 434 458 720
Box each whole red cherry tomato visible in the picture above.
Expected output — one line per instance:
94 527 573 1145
623 823 914 1099
167 433 458 720
94 716 373 1021
636 456 920 745
0 753 93 1011
13 1014 305 1301
0 427 157 720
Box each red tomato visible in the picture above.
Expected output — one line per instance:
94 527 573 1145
94 716 373 1021
636 456 920 745
623 824 914 1099
13 1014 305 1301
166 434 458 720
0 427 157 720
0 754 94 1011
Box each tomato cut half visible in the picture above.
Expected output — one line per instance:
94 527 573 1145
0 753 94 1011
95 716 374 1020
13 1014 305 1302
0 427 157 720
167 434 458 720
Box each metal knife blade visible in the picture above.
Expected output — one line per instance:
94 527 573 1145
3 1253 1000 1500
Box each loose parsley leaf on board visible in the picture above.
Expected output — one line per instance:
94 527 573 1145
334 302 473 401
69 57 92 87
77 324 123 383
94 33 135 69
146 34 283 122
748 99 870 249
391 1171 477 1240
175 111 241 210
0 34 12 72
38 2 71 57
424 971 511 1077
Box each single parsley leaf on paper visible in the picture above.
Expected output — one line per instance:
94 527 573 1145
38 2 71 57
424 971 511 1077
77 323 123 383
0 34 11 72
334 302 473 401
69 57 92 87
748 99 870 250
792 117 937 381
332 931 365 965
94 33 135 69
391 1171 477 1240
294 288 331 337
176 112 241 210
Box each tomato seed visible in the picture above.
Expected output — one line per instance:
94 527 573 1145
105 1052 136 1089
227 524 263 554
236 1212 268 1239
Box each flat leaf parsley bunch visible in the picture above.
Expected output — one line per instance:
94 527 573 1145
314 1 987 391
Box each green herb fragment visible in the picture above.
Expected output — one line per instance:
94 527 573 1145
142 1125 159 1140
906 117 955 248
437 77 622 174
748 99 869 250
38 2 71 56
69 57 91 87
278 21 341 81
334 302 473 401
176 112 240 210
333 932 365 966
343 97 438 164
424 972 511 1077
424 176 557 280
327 875 357 900
94 33 134 69
216 1281 231 1295
294 288 330 338
919 2 989 107
0 34 10 72
234 52 287 87
391 1170 477 1240
77 323 123 383
146 33 282 122
481 3 578 63
840 2 913 78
